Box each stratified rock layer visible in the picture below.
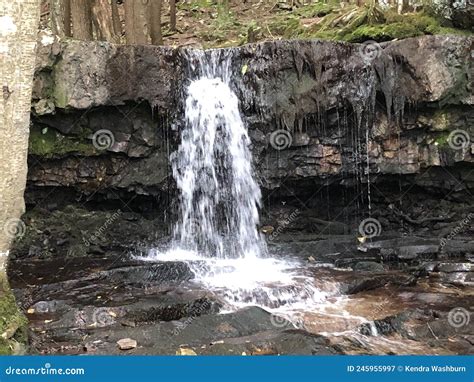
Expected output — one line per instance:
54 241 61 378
29 36 472 208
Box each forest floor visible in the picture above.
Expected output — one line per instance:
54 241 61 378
157 1 472 48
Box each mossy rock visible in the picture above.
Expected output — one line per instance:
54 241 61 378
0 283 28 355
29 126 96 158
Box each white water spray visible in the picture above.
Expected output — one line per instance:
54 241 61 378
172 75 264 259
141 51 339 321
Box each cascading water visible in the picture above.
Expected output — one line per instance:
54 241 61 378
172 73 263 259
140 50 346 325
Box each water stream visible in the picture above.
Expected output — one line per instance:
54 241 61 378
142 52 343 324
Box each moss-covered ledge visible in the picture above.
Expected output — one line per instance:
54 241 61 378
0 256 28 355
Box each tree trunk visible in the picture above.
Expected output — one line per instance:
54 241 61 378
169 0 176 32
71 0 93 40
150 0 163 45
92 0 119 43
50 0 72 37
111 0 122 39
124 0 149 45
0 0 41 354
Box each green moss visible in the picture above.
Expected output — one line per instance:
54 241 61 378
295 1 339 18
29 126 96 158
310 11 472 43
269 16 305 39
0 285 28 355
346 22 423 42
434 132 451 147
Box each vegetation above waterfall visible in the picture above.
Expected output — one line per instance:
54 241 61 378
43 1 473 48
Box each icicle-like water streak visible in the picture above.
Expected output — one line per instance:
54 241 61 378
172 50 264 259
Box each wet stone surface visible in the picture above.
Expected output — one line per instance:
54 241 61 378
7 208 473 355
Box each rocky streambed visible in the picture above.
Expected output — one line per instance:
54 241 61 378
7 207 474 355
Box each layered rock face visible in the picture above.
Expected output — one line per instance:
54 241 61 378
29 36 473 224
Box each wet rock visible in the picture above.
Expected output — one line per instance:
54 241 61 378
439 272 474 287
435 263 473 273
353 262 385 273
202 329 342 355
339 275 391 295
398 245 439 261
28 36 473 204
104 263 195 286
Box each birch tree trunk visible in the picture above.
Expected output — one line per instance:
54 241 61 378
0 0 40 354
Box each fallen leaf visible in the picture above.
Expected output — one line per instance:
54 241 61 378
117 338 137 350
27 308 35 314
177 347 197 356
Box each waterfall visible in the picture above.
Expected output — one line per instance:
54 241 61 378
140 51 335 322
172 51 265 259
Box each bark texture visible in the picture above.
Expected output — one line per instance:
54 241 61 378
150 0 163 45
124 0 149 44
71 0 93 40
0 0 40 354
92 0 119 43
